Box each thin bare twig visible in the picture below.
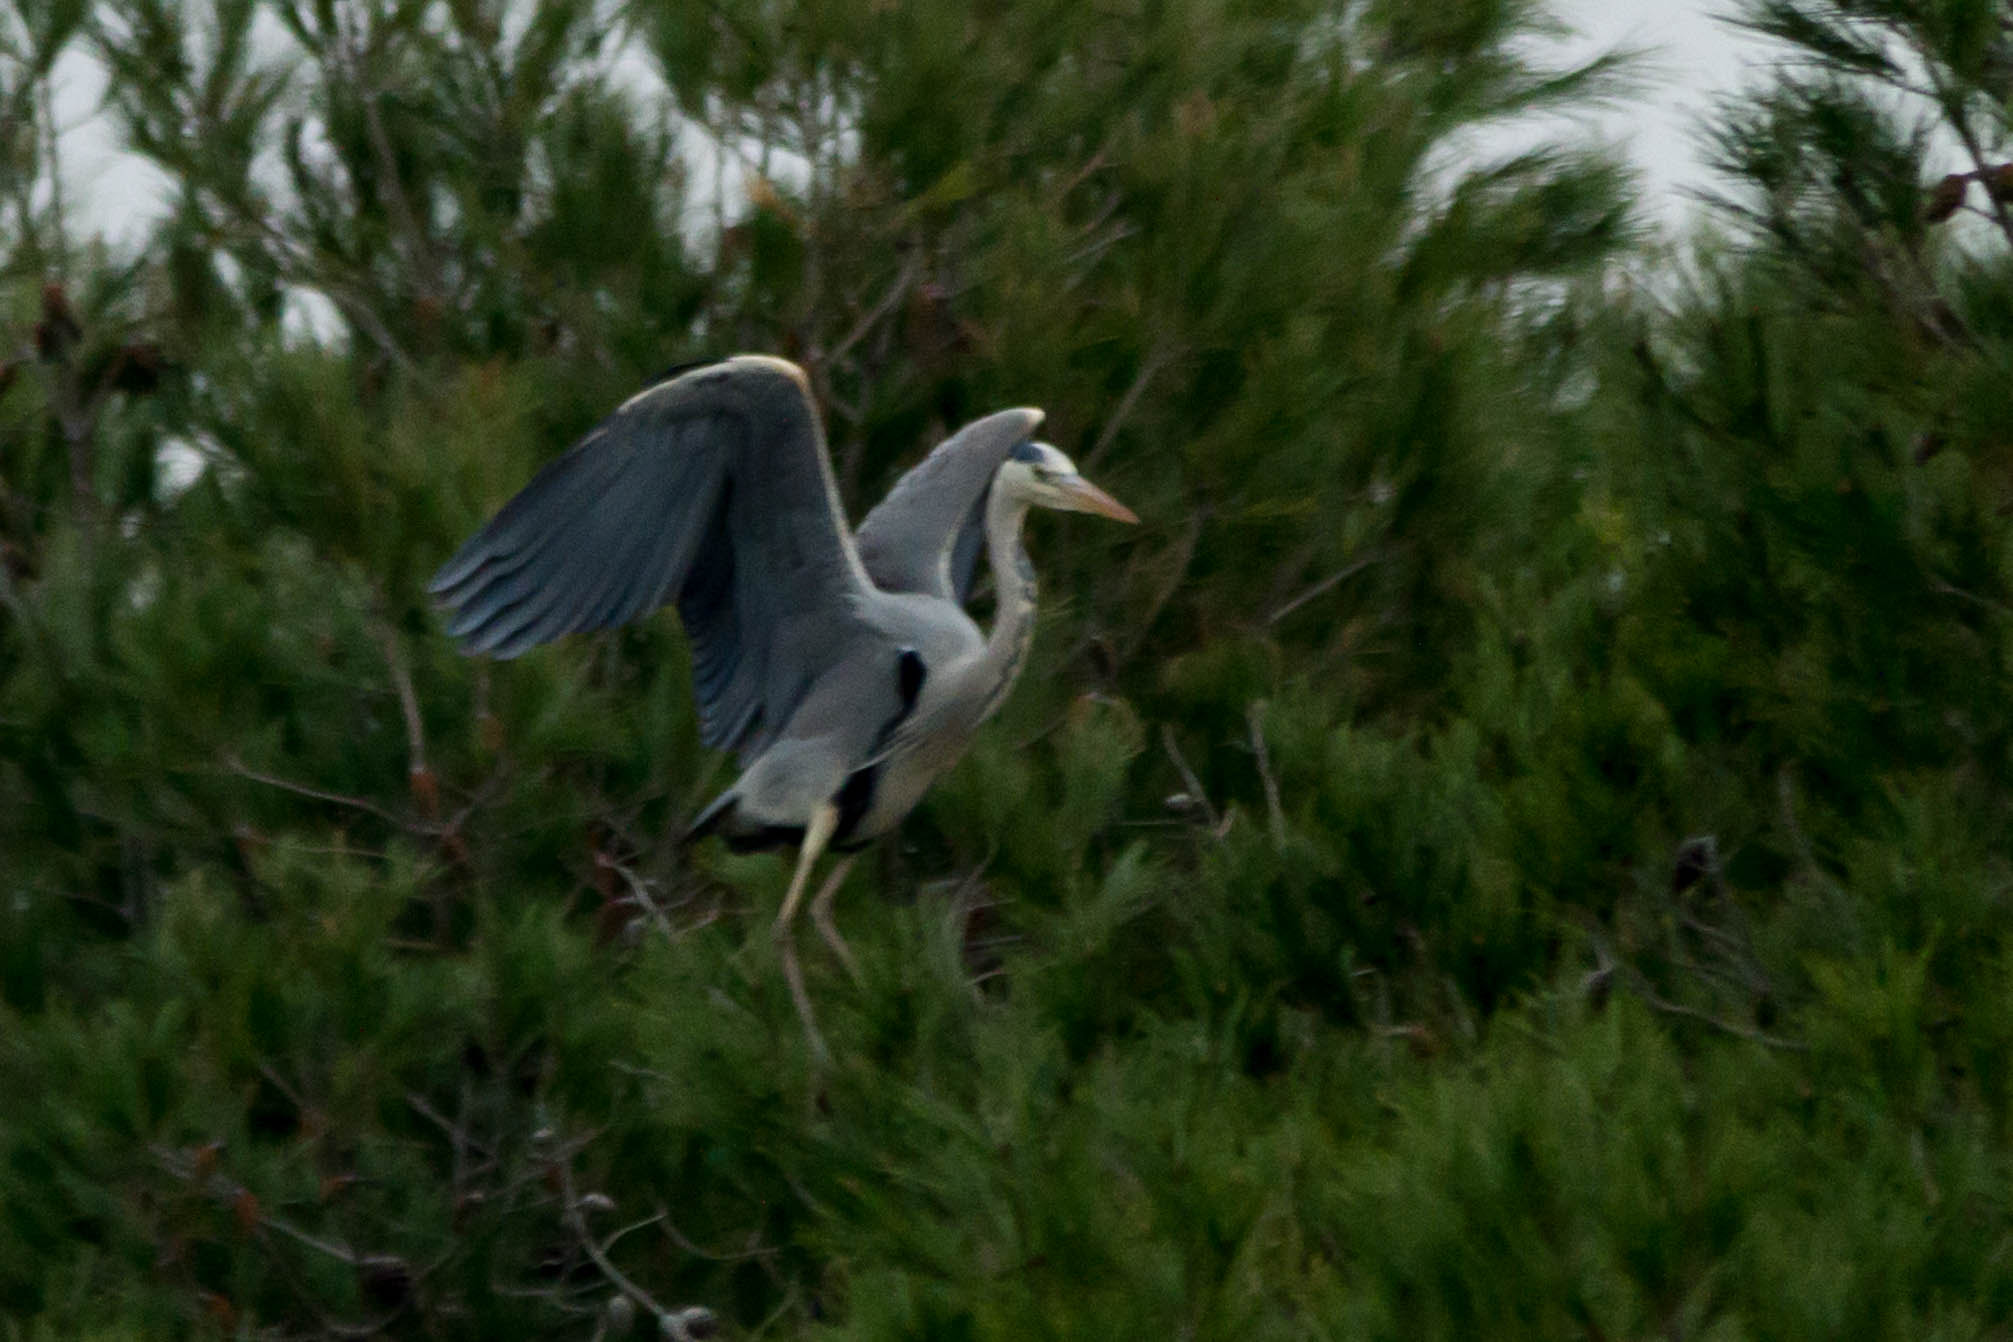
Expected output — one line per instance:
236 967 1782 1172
1931 577 2013 622
38 75 67 276
1159 723 1223 837
221 755 421 831
373 617 430 803
198 202 413 368
1776 766 1847 900
1117 510 1201 664
1246 701 1286 851
152 1141 425 1336
256 1062 305 1110
1060 220 1139 277
1627 978 1807 1051
406 1089 492 1166
1664 948 1765 997
596 853 678 942
826 249 924 369
356 61 439 300
1589 937 1804 1051
58 873 144 922
1084 343 1174 470
1677 909 1772 995
816 250 922 487
1268 554 1380 625
1052 144 1113 203
258 1211 363 1266
653 1203 777 1264
553 1143 714 1340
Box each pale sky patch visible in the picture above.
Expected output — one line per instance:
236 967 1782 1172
48 1 1777 253
1551 0 1771 219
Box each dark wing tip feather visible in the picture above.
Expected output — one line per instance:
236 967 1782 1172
652 355 722 384
429 535 503 598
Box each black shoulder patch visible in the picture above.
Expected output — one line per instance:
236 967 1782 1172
834 763 879 848
896 648 926 709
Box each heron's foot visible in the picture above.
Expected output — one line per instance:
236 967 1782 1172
812 902 864 987
772 923 830 1065
807 855 862 986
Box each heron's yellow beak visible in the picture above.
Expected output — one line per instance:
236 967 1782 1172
1059 475 1139 524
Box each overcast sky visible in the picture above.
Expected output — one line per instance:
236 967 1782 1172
1553 0 1770 214
47 0 1772 248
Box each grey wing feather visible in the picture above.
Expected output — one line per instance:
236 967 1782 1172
430 356 874 757
854 406 1043 603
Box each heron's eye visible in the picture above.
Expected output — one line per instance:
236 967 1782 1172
1032 466 1058 483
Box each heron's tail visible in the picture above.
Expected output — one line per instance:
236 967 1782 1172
683 790 737 848
683 789 811 854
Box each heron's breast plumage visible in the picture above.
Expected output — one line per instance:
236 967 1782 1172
830 618 1012 846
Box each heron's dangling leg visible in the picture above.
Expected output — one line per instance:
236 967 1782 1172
809 856 860 984
773 803 838 1061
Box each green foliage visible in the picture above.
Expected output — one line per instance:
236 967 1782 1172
6 0 2013 1336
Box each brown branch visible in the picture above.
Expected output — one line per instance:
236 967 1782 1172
1919 44 2013 249
356 54 439 301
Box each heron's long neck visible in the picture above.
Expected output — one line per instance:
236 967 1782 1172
977 484 1038 721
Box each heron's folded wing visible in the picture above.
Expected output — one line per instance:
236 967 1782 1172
430 356 877 756
854 407 1043 604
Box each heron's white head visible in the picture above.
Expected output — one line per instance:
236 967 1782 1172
998 441 1138 523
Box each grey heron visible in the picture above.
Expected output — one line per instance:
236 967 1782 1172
430 355 1136 1053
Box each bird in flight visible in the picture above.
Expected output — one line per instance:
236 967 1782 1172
431 356 1136 1055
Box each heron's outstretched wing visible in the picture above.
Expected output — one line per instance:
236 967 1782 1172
430 355 875 755
854 407 1043 604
